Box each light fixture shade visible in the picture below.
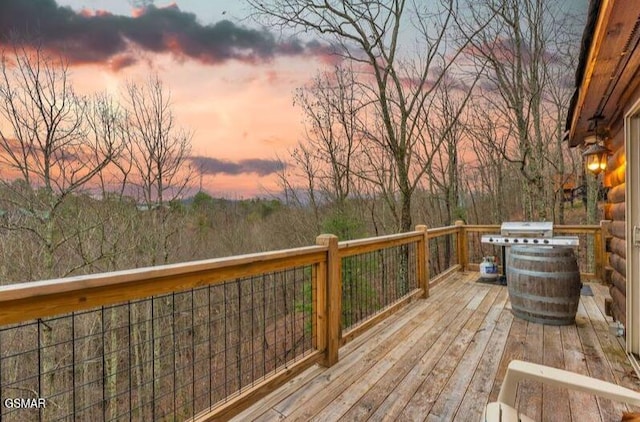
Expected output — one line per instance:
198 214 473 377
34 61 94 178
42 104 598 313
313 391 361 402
582 143 610 175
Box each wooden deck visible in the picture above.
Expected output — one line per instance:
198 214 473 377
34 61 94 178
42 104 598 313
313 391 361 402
232 271 640 422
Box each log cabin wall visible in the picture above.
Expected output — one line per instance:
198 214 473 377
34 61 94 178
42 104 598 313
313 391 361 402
566 0 640 334
604 126 626 327
601 71 640 329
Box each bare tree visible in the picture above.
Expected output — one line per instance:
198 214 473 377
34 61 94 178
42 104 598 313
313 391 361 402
124 75 193 208
540 27 581 224
0 44 126 411
123 74 194 264
293 144 323 228
249 0 487 231
0 45 119 278
461 0 580 220
87 93 132 200
293 65 362 210
465 96 517 222
422 73 471 225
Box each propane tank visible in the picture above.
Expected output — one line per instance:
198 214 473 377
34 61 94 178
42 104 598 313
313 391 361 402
479 256 499 280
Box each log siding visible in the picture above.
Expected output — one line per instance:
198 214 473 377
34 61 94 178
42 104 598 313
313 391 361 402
604 128 627 327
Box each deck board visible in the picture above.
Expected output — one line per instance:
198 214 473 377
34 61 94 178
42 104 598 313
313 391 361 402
232 272 640 422
395 284 501 421
560 320 602 422
279 276 475 421
575 300 628 421
518 320 544 421
367 281 482 421
333 278 481 421
541 325 571 422
424 287 509 421
488 312 527 402
454 308 513 422
270 295 432 418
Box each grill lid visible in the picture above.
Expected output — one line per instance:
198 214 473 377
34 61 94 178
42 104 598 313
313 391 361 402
501 221 553 238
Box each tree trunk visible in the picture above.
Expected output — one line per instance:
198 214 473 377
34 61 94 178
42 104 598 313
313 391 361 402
586 172 598 273
400 191 412 233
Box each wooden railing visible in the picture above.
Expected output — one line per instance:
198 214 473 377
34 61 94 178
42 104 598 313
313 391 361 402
0 222 606 421
0 246 328 422
460 222 609 281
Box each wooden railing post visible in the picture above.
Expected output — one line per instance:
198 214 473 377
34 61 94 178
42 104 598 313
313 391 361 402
599 220 612 283
455 220 468 271
316 234 340 367
415 225 430 298
313 256 327 358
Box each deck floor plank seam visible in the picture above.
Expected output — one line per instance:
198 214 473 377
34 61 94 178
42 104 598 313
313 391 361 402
265 281 455 418
363 277 491 421
582 295 640 394
582 295 640 414
231 277 452 422
541 324 571 422
489 314 528 403
560 316 602 422
232 363 325 421
338 273 461 356
516 320 544 421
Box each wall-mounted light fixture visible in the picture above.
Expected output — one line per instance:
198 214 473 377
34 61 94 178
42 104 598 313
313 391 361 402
583 115 611 176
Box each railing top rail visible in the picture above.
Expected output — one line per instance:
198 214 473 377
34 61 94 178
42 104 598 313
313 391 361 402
554 224 601 231
0 222 604 327
0 245 327 325
337 230 422 248
449 224 602 234
463 224 501 232
461 224 601 231
426 225 459 237
338 231 423 257
0 245 328 297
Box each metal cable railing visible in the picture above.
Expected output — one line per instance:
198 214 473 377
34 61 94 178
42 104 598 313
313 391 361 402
339 243 418 332
0 255 319 422
428 233 459 279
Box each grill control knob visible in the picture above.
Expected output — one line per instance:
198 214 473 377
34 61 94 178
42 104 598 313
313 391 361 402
513 239 518 243
543 239 549 244
533 239 538 244
523 239 528 243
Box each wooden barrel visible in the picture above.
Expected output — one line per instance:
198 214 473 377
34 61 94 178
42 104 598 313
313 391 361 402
507 246 581 325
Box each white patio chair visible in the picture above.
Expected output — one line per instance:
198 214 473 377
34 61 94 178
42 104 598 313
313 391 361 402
483 360 640 422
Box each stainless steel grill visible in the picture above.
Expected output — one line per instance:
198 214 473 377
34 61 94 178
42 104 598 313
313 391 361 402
479 222 579 284
481 221 579 246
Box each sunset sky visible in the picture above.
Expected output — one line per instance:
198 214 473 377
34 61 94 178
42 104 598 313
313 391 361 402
0 0 588 198
1 0 337 197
